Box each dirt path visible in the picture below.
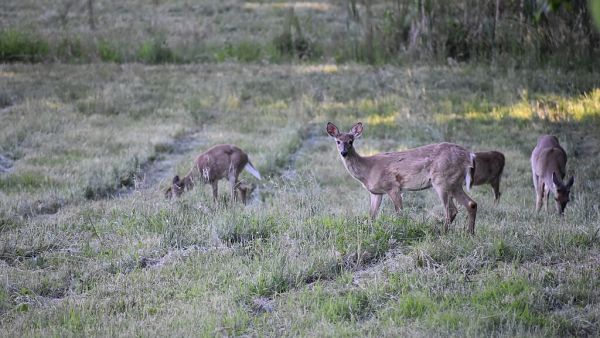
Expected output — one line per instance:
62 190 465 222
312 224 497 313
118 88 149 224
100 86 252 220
281 123 328 180
131 131 208 192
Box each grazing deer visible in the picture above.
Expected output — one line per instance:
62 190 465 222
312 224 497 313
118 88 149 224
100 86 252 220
326 122 478 234
531 135 574 215
469 151 505 202
165 144 261 204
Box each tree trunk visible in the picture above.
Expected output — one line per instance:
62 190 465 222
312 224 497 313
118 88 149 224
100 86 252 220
88 0 96 30
364 0 375 64
492 0 500 62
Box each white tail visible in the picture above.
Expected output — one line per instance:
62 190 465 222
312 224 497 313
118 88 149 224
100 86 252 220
465 153 476 192
326 122 478 234
244 162 262 180
165 144 260 205
531 135 574 215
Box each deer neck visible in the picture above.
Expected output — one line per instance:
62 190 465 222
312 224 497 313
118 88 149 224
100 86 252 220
182 172 195 190
341 148 370 184
539 162 563 195
542 172 560 194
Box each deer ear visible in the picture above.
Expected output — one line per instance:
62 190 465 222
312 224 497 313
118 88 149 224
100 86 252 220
350 122 363 138
552 172 562 188
164 187 172 199
173 175 181 186
326 122 339 137
566 176 574 188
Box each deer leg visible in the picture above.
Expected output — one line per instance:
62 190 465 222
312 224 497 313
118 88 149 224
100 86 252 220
535 180 544 212
448 198 458 223
387 188 403 213
228 174 238 203
544 188 550 212
434 186 452 233
236 183 248 205
369 193 383 219
211 182 218 201
491 178 501 203
452 188 477 235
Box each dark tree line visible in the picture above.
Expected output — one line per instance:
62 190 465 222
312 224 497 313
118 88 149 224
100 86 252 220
345 0 599 66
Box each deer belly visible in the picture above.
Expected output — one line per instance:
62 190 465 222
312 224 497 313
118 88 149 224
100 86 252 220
402 176 432 191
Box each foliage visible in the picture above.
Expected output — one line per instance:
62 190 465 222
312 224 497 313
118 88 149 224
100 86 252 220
0 30 48 62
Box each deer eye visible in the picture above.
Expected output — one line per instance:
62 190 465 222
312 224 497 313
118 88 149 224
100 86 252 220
336 140 340 145
349 140 353 145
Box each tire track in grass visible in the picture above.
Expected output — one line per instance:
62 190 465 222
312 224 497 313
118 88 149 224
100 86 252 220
280 122 326 180
123 130 209 194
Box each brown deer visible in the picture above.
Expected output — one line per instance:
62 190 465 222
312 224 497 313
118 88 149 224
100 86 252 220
326 122 478 234
165 144 261 204
531 135 574 215
469 151 505 202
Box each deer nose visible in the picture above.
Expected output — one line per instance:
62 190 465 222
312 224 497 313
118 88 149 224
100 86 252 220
340 150 348 157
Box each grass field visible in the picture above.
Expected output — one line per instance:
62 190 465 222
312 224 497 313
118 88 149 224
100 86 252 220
2 62 599 337
2 1 600 337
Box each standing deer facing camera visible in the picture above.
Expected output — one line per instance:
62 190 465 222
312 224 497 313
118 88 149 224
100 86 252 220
531 135 574 215
165 144 261 204
326 122 478 234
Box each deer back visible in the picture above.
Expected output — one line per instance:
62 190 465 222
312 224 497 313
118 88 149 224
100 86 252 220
531 136 567 180
366 143 473 192
194 144 249 182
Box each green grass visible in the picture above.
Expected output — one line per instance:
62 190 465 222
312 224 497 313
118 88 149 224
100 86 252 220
0 29 48 62
0 60 599 336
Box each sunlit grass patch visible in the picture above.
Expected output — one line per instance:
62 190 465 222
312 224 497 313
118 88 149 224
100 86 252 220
366 113 396 127
294 64 340 74
435 88 600 125
243 2 334 12
533 88 600 121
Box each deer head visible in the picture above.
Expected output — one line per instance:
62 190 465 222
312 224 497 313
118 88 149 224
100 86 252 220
552 172 574 214
165 175 186 199
326 122 363 157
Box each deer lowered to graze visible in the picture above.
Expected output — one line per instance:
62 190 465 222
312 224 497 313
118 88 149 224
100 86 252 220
531 135 574 215
165 144 261 204
470 151 505 202
326 122 478 234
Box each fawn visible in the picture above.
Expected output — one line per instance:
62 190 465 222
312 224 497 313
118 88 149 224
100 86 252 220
165 144 261 204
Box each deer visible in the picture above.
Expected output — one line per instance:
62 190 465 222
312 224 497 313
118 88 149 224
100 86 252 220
165 144 261 204
326 122 478 234
469 151 505 202
531 135 574 215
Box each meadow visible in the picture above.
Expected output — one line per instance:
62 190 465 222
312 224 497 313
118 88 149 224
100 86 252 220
2 1 600 337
